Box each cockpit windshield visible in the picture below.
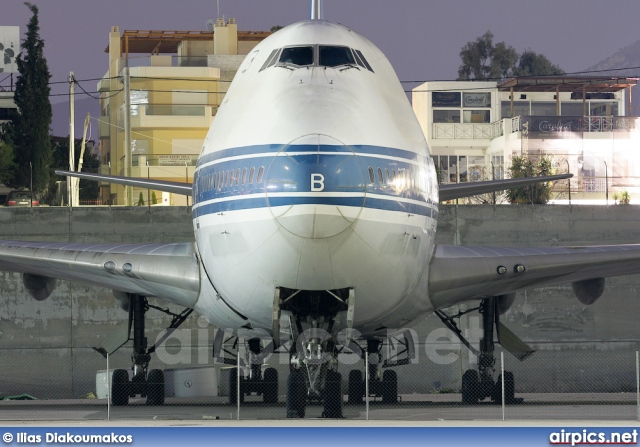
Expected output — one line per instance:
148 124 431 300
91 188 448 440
278 46 314 66
319 46 356 67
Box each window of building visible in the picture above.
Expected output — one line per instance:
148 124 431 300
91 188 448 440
560 102 583 117
463 110 490 124
279 46 314 66
501 101 530 118
463 92 491 108
319 46 355 67
530 102 556 116
432 92 461 108
590 102 618 116
433 110 460 123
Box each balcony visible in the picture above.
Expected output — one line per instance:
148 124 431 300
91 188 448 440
432 120 504 140
129 104 215 129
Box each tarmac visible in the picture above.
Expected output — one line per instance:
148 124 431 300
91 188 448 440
0 393 638 426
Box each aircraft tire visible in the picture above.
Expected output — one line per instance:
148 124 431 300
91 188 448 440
229 368 244 404
381 370 398 404
321 370 343 418
146 369 165 406
347 369 364 404
111 369 129 406
286 370 306 418
263 367 278 404
492 371 515 404
461 369 479 404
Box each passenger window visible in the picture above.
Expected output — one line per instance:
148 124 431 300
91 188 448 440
392 170 396 182
249 167 255 184
260 48 280 71
236 168 241 186
385 169 390 183
214 172 218 189
377 168 384 184
225 170 230 187
257 166 264 183
319 46 355 67
279 46 314 66
368 167 375 184
354 50 374 72
242 168 247 184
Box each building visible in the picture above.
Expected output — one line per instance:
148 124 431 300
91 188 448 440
412 77 639 202
98 19 270 205
0 26 19 129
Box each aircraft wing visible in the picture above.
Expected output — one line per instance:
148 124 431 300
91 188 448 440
438 174 572 201
428 243 640 309
56 170 192 196
0 240 200 308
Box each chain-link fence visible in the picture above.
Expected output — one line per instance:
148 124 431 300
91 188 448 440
1 335 639 422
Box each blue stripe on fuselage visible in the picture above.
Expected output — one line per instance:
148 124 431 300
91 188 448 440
193 144 437 219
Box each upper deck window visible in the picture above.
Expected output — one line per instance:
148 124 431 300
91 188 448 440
319 46 356 67
279 46 314 67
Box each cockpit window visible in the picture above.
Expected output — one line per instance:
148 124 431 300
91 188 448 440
319 46 355 67
354 49 374 73
260 48 280 71
279 46 314 66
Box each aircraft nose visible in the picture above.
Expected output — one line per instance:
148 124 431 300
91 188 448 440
265 134 367 239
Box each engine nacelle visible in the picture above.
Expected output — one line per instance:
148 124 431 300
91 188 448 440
496 293 516 315
113 290 130 311
22 274 57 301
572 278 605 305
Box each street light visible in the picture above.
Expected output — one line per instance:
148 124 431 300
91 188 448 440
29 161 33 208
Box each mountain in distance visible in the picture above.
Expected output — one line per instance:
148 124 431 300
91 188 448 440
582 40 640 115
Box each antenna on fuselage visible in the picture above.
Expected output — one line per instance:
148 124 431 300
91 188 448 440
310 0 323 20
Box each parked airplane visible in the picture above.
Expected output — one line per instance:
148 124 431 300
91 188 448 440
3 2 638 417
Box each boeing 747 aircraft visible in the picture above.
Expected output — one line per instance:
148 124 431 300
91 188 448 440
3 1 640 417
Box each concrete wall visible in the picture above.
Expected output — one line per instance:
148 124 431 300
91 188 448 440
0 205 639 398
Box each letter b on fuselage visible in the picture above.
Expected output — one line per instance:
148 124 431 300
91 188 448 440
311 173 325 191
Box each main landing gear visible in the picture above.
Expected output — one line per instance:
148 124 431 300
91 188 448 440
436 297 534 405
346 339 400 405
214 333 279 405
96 294 193 406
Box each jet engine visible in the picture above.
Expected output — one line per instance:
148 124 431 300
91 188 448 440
22 274 57 301
572 278 605 305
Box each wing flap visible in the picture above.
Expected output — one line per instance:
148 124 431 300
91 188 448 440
0 241 200 308
428 244 640 310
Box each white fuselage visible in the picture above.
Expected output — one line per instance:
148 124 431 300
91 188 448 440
191 20 439 336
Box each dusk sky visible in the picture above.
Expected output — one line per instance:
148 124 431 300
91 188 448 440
2 0 640 135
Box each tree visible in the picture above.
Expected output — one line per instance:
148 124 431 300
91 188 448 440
6 3 52 192
47 137 100 205
0 140 16 185
513 50 565 77
151 191 158 205
457 31 563 80
457 31 517 81
506 156 554 204
137 192 145 206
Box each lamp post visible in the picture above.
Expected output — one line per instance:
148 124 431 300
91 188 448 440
30 161 33 208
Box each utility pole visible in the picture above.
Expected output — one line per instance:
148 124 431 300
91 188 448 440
68 72 75 207
73 113 91 206
123 67 132 206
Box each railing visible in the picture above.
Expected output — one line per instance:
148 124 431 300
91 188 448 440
432 122 502 140
131 154 198 167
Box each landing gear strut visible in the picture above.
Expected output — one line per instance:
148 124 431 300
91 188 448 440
107 294 193 406
437 297 518 404
346 339 399 405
